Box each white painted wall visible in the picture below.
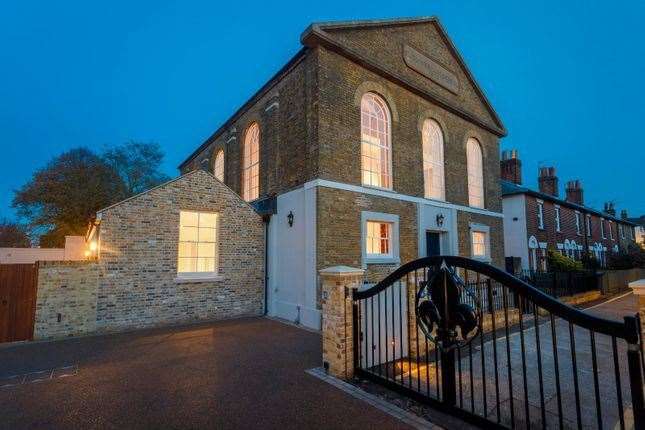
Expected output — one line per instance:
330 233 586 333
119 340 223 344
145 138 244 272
502 194 529 269
0 236 86 264
417 203 458 258
267 186 320 330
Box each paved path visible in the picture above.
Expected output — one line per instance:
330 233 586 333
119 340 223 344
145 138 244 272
0 317 411 430
380 292 641 429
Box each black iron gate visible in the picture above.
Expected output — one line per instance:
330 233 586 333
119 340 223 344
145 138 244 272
352 256 645 429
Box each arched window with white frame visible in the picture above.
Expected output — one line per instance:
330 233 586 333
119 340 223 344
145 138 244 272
242 123 260 201
466 137 484 208
422 119 445 200
360 93 392 189
213 149 224 182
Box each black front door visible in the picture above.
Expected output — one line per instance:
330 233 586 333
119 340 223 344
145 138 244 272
426 232 441 257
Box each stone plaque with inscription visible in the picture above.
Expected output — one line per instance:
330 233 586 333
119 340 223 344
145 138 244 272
403 45 459 94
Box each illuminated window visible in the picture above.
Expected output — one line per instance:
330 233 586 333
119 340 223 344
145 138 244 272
177 211 218 274
466 138 484 208
242 123 260 201
366 221 391 257
360 93 392 189
422 119 445 200
470 223 490 261
213 149 224 182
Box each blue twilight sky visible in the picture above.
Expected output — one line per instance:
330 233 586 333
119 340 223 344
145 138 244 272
1 0 643 220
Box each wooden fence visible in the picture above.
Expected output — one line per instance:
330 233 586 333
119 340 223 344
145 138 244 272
0 263 38 343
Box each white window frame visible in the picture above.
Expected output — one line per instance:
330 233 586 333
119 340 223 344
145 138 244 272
360 93 392 190
213 149 225 182
575 211 581 235
466 138 485 208
176 210 220 282
469 223 491 263
361 211 400 267
537 199 545 230
586 215 592 237
422 119 445 201
554 205 561 232
600 217 606 239
242 123 260 202
619 223 625 239
609 220 614 240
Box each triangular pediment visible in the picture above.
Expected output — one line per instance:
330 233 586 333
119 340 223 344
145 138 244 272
302 17 506 136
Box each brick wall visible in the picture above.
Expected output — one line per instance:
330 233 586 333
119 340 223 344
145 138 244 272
316 47 502 213
182 55 318 200
525 195 636 260
316 187 418 284
34 261 99 339
95 170 265 332
33 171 265 339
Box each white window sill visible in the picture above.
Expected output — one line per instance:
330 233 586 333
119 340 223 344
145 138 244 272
174 273 224 283
472 256 492 263
364 256 400 266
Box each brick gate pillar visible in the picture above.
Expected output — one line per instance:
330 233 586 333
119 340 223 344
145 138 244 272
320 266 364 380
629 279 645 343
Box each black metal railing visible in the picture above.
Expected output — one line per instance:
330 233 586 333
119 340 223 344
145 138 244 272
352 256 645 430
518 269 600 298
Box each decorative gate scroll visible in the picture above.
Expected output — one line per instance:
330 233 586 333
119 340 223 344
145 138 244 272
352 256 645 430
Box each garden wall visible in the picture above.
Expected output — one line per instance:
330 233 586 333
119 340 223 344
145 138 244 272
600 268 645 295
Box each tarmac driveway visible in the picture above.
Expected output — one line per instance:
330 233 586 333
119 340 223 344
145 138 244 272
0 317 410 430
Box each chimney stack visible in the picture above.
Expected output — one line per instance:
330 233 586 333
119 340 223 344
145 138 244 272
621 209 628 219
500 149 522 185
538 166 559 197
565 180 584 205
604 202 616 217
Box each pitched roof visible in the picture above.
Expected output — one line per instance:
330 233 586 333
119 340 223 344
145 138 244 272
301 17 506 137
501 180 637 226
179 16 506 169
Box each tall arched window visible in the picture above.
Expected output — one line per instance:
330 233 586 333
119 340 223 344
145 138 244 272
466 138 484 208
242 123 260 201
360 93 391 189
422 119 445 200
213 149 224 182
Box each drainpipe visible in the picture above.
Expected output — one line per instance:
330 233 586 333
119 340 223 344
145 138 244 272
263 214 271 315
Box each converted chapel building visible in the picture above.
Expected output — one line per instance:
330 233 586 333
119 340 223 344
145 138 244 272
180 17 507 330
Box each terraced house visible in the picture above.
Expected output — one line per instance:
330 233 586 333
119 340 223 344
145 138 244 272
180 17 507 330
501 150 637 271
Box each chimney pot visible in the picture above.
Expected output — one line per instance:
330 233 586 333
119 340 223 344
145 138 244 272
565 180 584 205
500 149 522 185
538 166 559 197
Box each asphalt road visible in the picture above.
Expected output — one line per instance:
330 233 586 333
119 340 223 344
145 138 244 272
0 317 411 430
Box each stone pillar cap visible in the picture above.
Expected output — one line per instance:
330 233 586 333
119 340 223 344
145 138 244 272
319 266 365 277
629 279 645 295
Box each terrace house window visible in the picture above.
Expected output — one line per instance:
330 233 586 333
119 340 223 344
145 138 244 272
554 205 561 232
360 93 392 189
537 200 544 230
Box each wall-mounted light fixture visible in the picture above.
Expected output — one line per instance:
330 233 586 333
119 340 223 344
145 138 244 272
436 213 445 227
287 211 294 227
